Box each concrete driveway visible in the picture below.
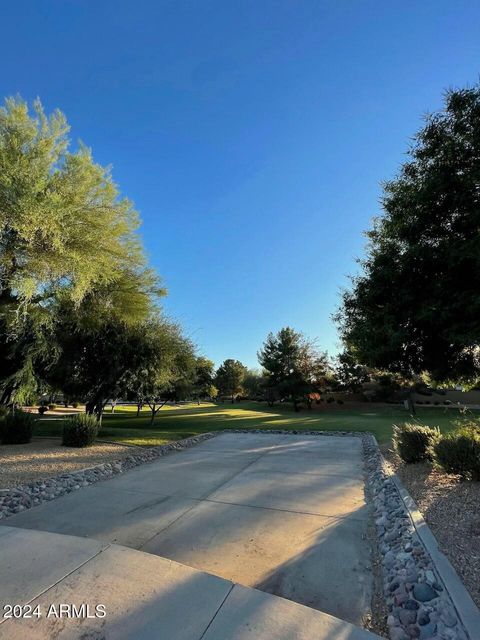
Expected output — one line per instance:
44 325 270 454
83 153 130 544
3 433 374 626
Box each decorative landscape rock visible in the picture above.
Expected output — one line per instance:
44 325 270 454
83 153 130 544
413 583 437 603
363 434 470 640
0 432 216 520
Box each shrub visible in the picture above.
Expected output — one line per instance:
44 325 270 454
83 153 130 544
63 414 98 447
435 427 480 480
393 423 440 464
38 405 48 415
0 406 8 419
337 399 344 405
48 403 57 411
326 397 335 404
0 410 36 444
72 401 79 408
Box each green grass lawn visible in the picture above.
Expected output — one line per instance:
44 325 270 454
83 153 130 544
35 401 476 447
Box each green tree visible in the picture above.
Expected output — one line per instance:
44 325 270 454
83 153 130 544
193 357 215 402
334 349 372 393
122 318 196 424
243 368 264 399
0 97 163 404
337 85 480 390
215 359 247 403
45 312 147 422
206 384 219 400
258 327 331 411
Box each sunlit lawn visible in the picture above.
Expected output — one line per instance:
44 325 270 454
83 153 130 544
35 401 475 447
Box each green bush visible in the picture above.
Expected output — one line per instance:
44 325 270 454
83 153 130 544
72 401 79 408
0 406 8 419
435 427 480 480
0 410 36 444
48 403 57 411
393 423 440 464
326 397 335 404
63 413 98 447
38 405 47 415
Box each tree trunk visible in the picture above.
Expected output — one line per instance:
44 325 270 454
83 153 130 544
85 401 95 415
136 402 143 417
94 401 104 425
148 400 167 425
405 389 416 415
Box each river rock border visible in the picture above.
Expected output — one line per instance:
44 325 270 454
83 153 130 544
0 428 475 640
0 432 216 520
363 434 471 640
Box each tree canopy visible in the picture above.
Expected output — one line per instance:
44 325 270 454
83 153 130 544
258 327 331 410
215 359 247 403
193 357 216 400
0 97 161 313
337 84 480 386
0 97 171 408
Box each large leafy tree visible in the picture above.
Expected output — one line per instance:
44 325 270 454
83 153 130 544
45 314 145 421
215 359 247 403
258 327 331 410
334 349 372 393
243 368 264 399
0 97 162 403
47 308 195 423
123 318 196 424
337 85 480 387
192 357 215 402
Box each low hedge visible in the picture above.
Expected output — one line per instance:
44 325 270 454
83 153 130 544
393 423 440 464
0 410 36 444
435 426 480 480
63 413 98 448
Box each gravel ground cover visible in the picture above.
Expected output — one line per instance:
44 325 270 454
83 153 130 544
386 450 480 611
0 438 138 489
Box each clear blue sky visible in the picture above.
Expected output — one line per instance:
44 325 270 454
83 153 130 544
2 1 479 368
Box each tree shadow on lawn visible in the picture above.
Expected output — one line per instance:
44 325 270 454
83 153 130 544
38 404 469 447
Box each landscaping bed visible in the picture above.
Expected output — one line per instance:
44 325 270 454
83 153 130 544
386 449 480 610
0 438 138 490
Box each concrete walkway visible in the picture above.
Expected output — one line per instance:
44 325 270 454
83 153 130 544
2 433 374 628
0 526 380 639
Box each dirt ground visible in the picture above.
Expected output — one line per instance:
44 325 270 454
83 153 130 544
385 448 480 608
0 438 138 490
